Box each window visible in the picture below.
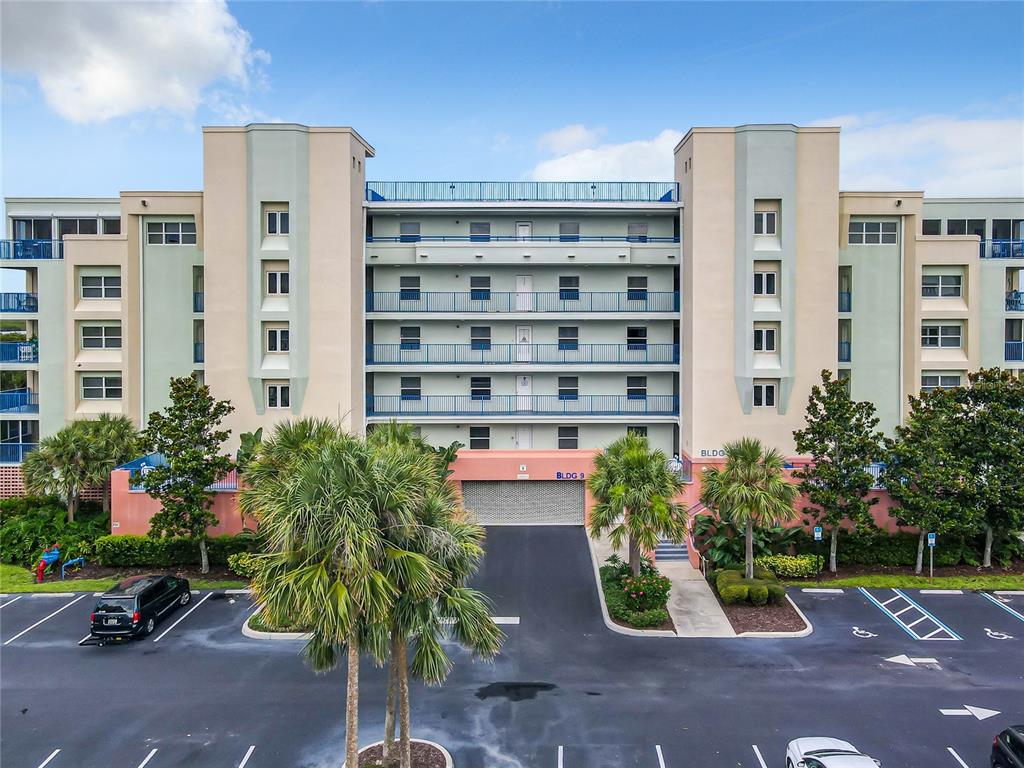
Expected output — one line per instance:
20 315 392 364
921 324 962 348
12 218 52 240
626 426 648 437
266 271 290 295
558 326 579 351
267 383 290 409
470 376 491 401
399 221 421 243
470 276 491 301
922 219 941 236
627 276 648 301
558 426 579 449
753 327 777 352
626 376 647 400
266 327 290 353
266 210 290 236
559 275 580 301
837 368 851 393
399 326 421 351
147 221 197 245
559 222 580 242
470 326 491 351
81 375 122 400
921 274 962 298
80 275 121 299
58 218 99 238
399 276 421 301
626 327 648 350
753 271 777 296
627 223 648 243
469 222 491 242
848 221 897 244
558 376 579 400
400 377 421 400
753 211 776 236
946 219 986 237
81 325 122 350
753 382 777 408
469 426 490 449
102 218 121 235
921 374 961 392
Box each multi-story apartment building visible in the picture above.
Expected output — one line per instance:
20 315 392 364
2 122 1021 524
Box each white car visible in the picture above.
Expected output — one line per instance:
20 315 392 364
786 738 881 768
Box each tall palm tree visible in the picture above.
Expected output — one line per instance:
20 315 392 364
86 414 143 515
22 426 99 522
587 432 688 577
700 437 800 579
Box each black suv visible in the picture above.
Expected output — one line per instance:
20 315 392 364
90 575 192 641
993 726 1024 768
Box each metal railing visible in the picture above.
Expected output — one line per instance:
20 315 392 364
1 292 39 312
980 240 1024 259
866 462 886 490
130 467 238 492
0 389 39 413
0 443 37 463
366 180 680 203
367 342 680 365
838 341 851 363
838 291 851 312
1007 340 1024 362
368 393 679 417
367 234 680 244
193 292 205 312
0 341 38 363
1008 291 1024 312
366 290 680 313
0 240 63 260
193 342 205 363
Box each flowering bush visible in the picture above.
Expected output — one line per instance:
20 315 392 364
620 572 671 612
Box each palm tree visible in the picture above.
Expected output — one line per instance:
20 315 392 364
587 432 688 577
22 426 99 522
699 437 800 579
86 414 143 515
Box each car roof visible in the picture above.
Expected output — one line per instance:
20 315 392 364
103 574 166 596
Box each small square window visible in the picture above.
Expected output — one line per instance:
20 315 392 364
267 383 290 409
753 271 777 296
400 376 421 400
399 276 421 301
626 327 647 350
266 327 290 353
558 426 579 450
470 326 491 351
627 276 648 301
469 222 491 242
470 376 491 401
469 426 490 449
399 326 421 351
754 327 777 352
399 222 421 243
266 270 290 296
558 376 579 400
267 210 290 236
946 219 967 236
470 276 491 301
627 223 648 243
559 275 580 301
559 222 580 242
922 219 941 236
753 382 777 408
626 376 647 400
754 211 776 236
558 326 579 351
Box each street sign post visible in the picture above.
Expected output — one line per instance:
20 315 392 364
813 527 823 577
928 532 936 579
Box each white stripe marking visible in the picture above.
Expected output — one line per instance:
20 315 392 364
921 589 963 595
557 745 563 768
994 590 1024 595
655 744 666 768
225 588 251 595
981 592 1024 623
0 596 23 608
31 592 74 598
152 592 211 642
923 627 947 639
77 633 93 645
946 746 970 767
491 616 520 625
752 745 768 768
906 616 927 628
4 594 88 645
801 588 844 593
881 595 902 606
137 748 158 768
238 745 256 768
36 749 61 768
893 606 914 617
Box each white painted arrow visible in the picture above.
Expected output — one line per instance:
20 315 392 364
939 705 1001 720
885 654 939 667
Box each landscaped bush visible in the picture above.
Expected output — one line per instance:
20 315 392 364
0 497 109 566
719 582 749 604
748 582 769 606
600 555 671 628
755 554 819 578
766 583 787 605
621 572 671 612
227 551 261 578
790 528 1023 569
94 533 257 568
712 564 789 607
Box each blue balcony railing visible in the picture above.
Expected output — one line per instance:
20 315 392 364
0 389 39 413
1007 341 1024 362
366 290 680 313
981 240 1024 259
193 342 205 363
367 342 680 365
367 234 680 244
0 240 63 260
1 292 38 312
368 394 679 417
193 292 205 312
0 443 37 463
366 181 679 203
0 341 38 363
838 292 851 312
1008 291 1024 312
838 341 851 363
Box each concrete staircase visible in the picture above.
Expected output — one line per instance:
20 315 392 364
654 538 689 562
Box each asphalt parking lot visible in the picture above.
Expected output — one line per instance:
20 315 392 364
2 526 1022 768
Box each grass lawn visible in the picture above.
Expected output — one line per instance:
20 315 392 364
0 563 247 593
786 573 1024 590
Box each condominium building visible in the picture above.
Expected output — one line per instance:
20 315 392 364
2 123 1021 524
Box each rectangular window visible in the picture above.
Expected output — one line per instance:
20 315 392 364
267 383 290 409
399 221 421 243
102 218 121 235
626 327 648 350
266 271 290 295
627 275 648 301
559 275 580 301
266 210 290 236
753 211 776 236
946 219 967 236
559 221 580 242
266 327 290 353
627 222 648 243
753 327 777 352
399 276 421 301
146 221 197 245
469 222 491 242
400 376 421 400
81 324 122 350
59 218 99 238
558 376 579 400
13 218 53 240
80 275 121 299
921 274 962 298
921 325 962 348
753 382 777 408
81 375 122 400
626 375 647 400
558 426 579 450
470 326 491 351
470 275 491 301
558 326 579 351
470 376 491 401
921 374 961 392
626 425 648 437
753 271 777 296
399 326 420 351
922 219 941 236
848 221 897 244
469 426 489 449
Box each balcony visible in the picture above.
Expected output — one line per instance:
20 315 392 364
193 342 205 363
0 341 38 363
1008 291 1024 312
0 292 39 312
193 292 205 312
0 240 63 260
838 341 851 363
366 181 679 203
838 292 851 312
367 234 679 244
0 443 37 464
980 240 1024 259
368 394 679 417
367 343 680 366
1007 341 1024 362
366 291 680 314
0 389 39 413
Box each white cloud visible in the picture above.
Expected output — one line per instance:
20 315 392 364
537 123 606 155
1 0 269 124
532 128 683 181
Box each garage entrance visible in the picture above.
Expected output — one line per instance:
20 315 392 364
460 480 585 525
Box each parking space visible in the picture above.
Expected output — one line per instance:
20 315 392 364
913 590 1022 643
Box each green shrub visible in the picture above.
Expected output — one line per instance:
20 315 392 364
227 551 260 578
601 557 671 629
0 498 108 566
748 582 769 606
715 569 742 590
719 582 750 604
94 533 257 567
756 554 819 578
766 583 787 605
621 572 671 612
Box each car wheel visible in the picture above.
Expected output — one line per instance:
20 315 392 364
142 617 156 636
179 591 191 606
787 761 794 768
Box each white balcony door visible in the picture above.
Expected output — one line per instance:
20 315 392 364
515 425 533 449
516 274 533 311
516 221 532 240
516 374 532 411
516 325 532 362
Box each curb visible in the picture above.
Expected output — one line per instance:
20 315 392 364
241 610 312 641
736 594 814 638
586 535 677 638
343 739 454 768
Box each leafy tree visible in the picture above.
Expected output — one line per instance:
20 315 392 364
141 377 234 573
793 370 884 573
235 428 263 476
691 509 803 569
700 438 800 579
86 414 144 515
587 432 688 577
23 424 100 522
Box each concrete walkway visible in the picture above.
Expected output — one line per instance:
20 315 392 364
591 535 735 638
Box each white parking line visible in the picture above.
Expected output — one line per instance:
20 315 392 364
238 745 256 768
655 744 666 768
946 746 971 767
491 616 520 625
981 592 1024 623
751 745 768 768
994 590 1024 596
801 588 844 594
3 594 88 645
921 589 964 595
137 748 158 768
557 745 563 768
152 592 211 642
36 749 61 768
0 595 23 608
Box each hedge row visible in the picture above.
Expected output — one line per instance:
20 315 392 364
711 567 786 607
755 554 820 578
94 534 257 568
789 529 1023 568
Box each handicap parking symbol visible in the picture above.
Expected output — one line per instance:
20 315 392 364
852 626 878 638
984 627 1013 640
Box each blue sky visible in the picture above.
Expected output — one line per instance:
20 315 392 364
2 1 1022 198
